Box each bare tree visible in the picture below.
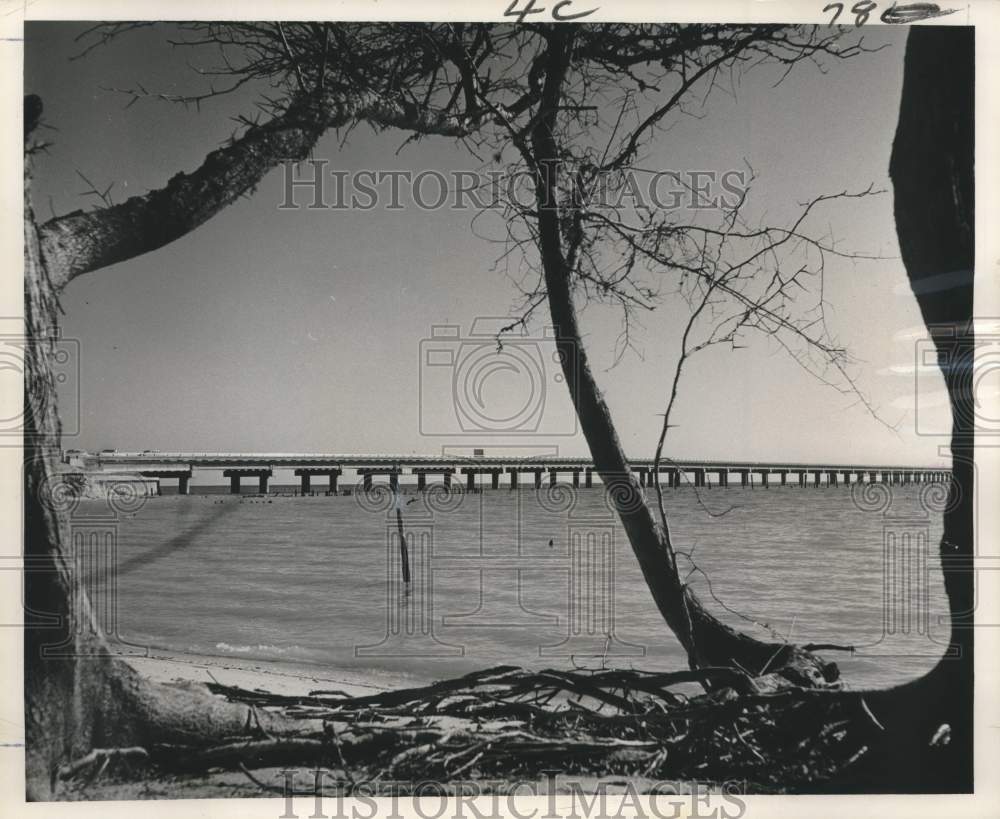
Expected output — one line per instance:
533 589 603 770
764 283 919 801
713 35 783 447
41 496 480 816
396 23 882 684
26 23 488 797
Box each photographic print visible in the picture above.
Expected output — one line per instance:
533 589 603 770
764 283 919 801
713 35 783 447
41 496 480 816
9 1 997 813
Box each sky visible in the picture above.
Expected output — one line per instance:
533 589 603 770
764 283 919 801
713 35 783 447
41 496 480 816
23 22 954 466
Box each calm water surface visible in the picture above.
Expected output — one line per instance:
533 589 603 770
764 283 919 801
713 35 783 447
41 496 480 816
77 484 951 690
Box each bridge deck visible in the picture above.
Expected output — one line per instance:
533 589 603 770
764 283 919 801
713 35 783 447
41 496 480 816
94 452 950 472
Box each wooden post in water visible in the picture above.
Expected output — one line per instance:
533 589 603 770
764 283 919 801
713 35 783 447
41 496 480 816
394 488 410 587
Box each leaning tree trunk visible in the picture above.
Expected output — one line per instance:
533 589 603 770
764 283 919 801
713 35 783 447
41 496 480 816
20 94 331 799
22 150 293 802
23 87 469 797
528 29 836 689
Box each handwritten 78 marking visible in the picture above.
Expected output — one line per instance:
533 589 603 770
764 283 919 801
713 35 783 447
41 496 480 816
822 2 957 27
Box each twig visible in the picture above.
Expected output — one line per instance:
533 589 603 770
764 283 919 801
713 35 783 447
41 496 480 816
59 747 149 780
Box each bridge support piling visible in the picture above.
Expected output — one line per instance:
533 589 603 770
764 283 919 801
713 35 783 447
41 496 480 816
491 470 501 490
229 475 240 494
693 468 705 488
294 467 340 494
585 468 593 488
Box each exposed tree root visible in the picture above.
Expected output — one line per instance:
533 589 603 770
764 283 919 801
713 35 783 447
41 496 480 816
57 663 917 797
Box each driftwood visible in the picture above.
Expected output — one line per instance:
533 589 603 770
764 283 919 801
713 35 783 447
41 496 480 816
58 665 879 795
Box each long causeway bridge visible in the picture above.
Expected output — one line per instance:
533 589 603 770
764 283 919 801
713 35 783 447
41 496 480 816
85 451 953 495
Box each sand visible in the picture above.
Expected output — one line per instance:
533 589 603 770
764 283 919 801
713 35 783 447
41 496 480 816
125 649 416 697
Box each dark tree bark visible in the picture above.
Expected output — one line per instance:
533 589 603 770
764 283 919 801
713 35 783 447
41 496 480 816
808 26 975 793
872 24 974 792
891 25 975 687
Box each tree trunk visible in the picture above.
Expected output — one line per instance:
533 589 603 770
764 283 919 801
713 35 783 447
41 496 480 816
23 84 474 797
24 182 279 799
858 24 975 792
528 30 835 688
808 25 975 793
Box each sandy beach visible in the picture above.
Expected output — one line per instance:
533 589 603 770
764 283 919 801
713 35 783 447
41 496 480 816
126 649 421 698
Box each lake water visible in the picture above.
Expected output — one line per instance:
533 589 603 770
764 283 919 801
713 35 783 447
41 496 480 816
74 483 952 690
